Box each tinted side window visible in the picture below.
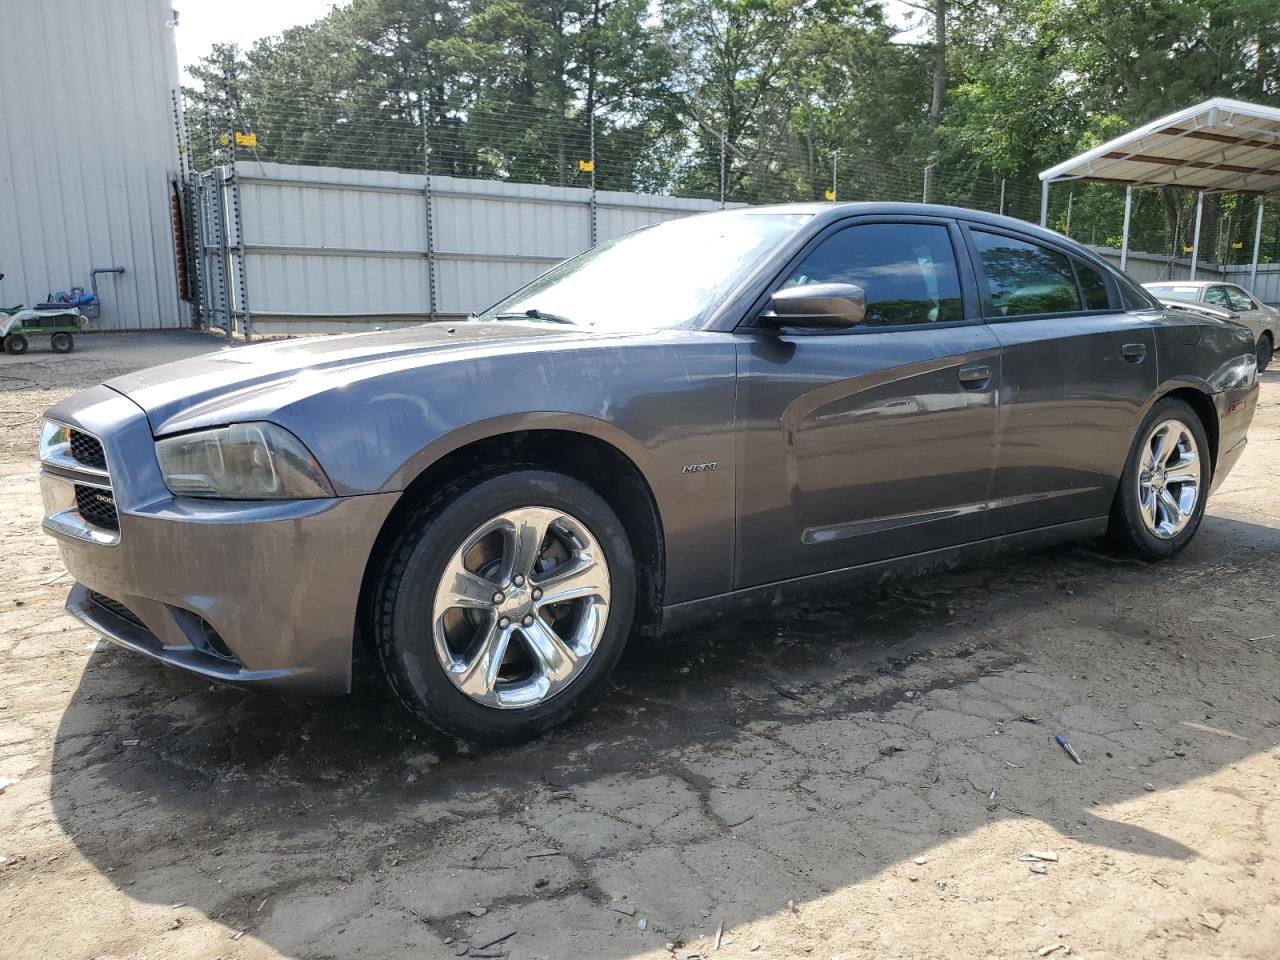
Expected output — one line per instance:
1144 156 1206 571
1116 272 1157 310
972 230 1082 316
1226 287 1257 311
783 222 964 326
1075 260 1110 310
1204 286 1231 308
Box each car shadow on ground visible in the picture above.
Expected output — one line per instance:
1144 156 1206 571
45 513 1280 956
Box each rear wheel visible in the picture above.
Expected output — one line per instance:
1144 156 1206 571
50 332 74 353
1257 333 1273 373
1108 397 1210 560
3 333 27 355
372 467 635 742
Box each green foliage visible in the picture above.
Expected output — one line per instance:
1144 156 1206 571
184 0 1280 248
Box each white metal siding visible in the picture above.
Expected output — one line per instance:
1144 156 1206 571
232 162 737 334
0 0 184 329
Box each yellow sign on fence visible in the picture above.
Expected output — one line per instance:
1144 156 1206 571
234 131 258 148
578 159 594 173
824 189 836 201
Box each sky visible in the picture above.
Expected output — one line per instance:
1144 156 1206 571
174 0 926 80
174 0 348 78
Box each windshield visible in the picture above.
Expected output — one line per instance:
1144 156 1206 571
477 210 810 330
1146 284 1199 303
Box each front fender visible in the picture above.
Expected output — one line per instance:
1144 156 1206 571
270 333 741 604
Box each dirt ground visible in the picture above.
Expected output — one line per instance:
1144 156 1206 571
2 331 1279 960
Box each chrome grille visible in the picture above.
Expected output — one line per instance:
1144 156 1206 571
69 429 107 470
75 484 119 531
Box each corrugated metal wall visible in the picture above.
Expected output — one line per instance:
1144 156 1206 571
221 161 736 336
0 0 185 329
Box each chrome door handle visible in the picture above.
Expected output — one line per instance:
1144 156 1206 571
1122 343 1147 363
958 363 992 388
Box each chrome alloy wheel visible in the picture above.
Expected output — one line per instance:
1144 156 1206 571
431 507 611 709
1137 418 1202 540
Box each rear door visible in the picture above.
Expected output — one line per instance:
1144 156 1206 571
964 224 1158 537
734 217 1001 588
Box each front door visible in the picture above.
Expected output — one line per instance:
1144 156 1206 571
735 218 1001 589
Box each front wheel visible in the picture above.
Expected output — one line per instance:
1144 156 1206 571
3 333 28 355
372 467 635 742
1108 397 1210 560
50 332 74 353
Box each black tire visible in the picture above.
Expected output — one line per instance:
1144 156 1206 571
372 466 636 742
1108 397 1211 561
3 333 28 355
1257 333 1273 373
50 332 74 353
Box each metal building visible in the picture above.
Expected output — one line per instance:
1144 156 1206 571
0 0 186 330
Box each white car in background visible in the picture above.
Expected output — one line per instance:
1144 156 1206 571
1143 280 1276 371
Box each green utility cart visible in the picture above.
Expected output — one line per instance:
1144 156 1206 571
0 306 84 355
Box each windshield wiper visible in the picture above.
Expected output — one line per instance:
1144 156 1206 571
494 307 578 325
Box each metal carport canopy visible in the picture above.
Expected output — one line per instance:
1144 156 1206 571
1037 98 1280 285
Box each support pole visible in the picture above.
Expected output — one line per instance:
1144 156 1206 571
719 131 726 209
421 97 437 317
831 150 838 202
998 178 1006 216
589 102 597 246
1120 185 1133 272
1189 190 1205 280
1039 180 1049 227
1250 196 1265 292
1065 192 1074 237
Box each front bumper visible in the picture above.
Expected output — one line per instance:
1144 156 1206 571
40 385 398 695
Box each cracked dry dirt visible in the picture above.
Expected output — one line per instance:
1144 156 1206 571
2 332 1279 960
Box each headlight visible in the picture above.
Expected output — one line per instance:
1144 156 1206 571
155 422 335 500
38 420 72 462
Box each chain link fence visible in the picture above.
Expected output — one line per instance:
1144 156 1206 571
178 85 1280 336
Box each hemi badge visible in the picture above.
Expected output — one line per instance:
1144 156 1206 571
682 462 719 474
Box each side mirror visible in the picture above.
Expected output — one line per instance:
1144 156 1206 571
763 283 866 329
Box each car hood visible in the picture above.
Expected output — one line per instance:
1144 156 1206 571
107 322 615 435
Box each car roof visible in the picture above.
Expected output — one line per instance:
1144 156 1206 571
740 200 1099 255
1143 280 1217 289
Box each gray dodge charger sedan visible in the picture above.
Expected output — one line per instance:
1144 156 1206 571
39 203 1260 741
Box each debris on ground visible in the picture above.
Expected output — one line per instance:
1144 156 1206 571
714 921 724 949
1029 863 1049 875
1037 944 1068 957
1024 851 1059 862
1144 783 1156 792
609 901 637 917
1197 912 1224 932
525 848 560 858
467 907 488 918
913 856 927 865
637 917 647 931
1054 733 1082 764
228 931 245 941
453 942 468 956
471 928 515 950
0 777 19 795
